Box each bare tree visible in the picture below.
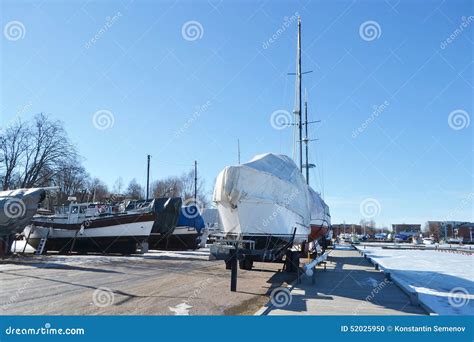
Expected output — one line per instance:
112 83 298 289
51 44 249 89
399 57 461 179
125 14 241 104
152 176 182 198
0 114 78 190
88 177 109 202
0 119 28 190
150 168 208 207
113 177 124 195
126 178 143 199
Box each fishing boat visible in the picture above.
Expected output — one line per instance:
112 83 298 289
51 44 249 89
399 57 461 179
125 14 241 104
23 201 155 254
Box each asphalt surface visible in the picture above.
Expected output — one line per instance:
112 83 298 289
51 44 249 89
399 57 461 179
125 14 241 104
0 249 292 315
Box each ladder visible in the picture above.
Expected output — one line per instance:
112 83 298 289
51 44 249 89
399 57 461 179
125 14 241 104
34 237 47 255
34 230 50 255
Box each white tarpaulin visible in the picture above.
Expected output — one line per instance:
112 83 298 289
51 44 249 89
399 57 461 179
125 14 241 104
213 153 330 238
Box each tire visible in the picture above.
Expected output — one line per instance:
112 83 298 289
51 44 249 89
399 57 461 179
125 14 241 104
239 257 253 270
284 251 300 273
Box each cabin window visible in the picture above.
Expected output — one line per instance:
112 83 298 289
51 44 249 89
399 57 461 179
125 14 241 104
79 206 87 214
71 206 78 214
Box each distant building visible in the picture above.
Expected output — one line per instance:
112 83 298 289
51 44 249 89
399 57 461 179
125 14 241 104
332 224 362 236
427 221 474 242
392 224 421 234
456 222 474 242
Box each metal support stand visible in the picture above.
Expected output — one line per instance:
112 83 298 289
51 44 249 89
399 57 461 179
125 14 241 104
23 228 33 254
230 250 238 292
69 230 79 254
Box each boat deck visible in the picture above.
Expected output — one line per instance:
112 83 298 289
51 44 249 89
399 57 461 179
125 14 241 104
264 247 427 315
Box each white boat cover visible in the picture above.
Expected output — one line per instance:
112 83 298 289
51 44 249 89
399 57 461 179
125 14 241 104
213 153 330 237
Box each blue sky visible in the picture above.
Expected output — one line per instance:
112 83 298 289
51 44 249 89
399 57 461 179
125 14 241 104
1 0 472 227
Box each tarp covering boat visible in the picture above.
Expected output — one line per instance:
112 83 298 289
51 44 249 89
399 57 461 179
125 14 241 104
213 153 330 244
0 188 47 255
0 188 46 237
178 205 205 233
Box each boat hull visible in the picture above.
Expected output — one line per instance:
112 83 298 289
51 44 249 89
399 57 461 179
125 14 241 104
149 226 201 250
216 199 310 246
24 214 154 254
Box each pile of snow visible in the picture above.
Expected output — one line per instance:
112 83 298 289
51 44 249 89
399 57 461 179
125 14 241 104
356 246 473 315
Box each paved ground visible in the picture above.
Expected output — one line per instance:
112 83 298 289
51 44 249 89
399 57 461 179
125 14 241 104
0 249 294 315
266 247 427 315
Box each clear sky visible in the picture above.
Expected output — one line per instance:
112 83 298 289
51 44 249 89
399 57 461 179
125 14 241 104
1 0 472 227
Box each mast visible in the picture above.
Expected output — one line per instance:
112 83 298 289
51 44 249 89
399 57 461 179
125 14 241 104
146 155 151 200
304 99 309 184
194 160 197 201
297 17 303 172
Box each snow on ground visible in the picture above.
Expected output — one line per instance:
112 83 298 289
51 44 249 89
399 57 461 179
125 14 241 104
355 246 474 315
334 243 355 250
2 246 211 270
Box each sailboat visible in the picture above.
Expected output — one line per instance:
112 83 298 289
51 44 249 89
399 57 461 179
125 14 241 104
213 17 330 252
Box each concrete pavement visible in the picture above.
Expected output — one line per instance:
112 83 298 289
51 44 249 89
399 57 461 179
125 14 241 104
264 248 427 315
